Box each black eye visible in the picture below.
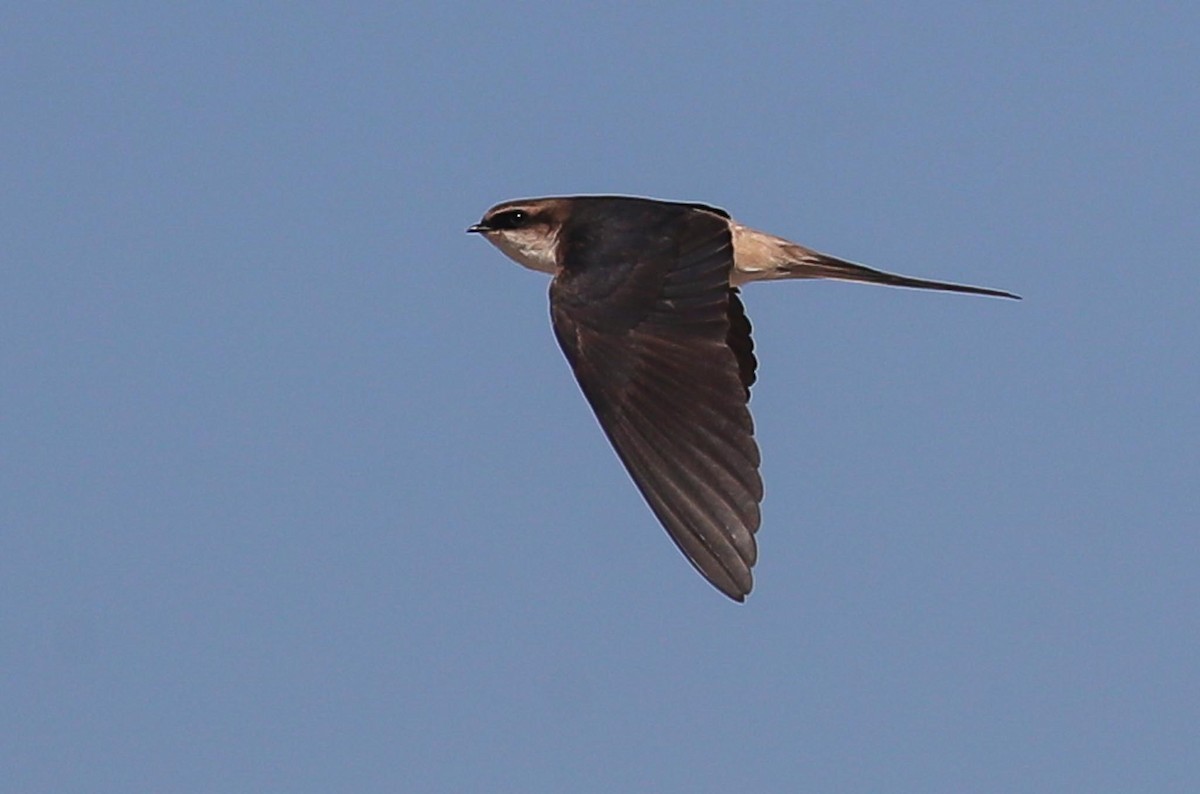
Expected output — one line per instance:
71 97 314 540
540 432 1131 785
490 209 528 230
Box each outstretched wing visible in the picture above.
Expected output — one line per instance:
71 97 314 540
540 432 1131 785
549 201 762 600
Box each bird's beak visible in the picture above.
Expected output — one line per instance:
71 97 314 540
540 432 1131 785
466 223 490 234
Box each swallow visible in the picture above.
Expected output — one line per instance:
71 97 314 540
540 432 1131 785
468 195 1018 601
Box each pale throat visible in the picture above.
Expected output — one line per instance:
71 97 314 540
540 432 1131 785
489 229 560 276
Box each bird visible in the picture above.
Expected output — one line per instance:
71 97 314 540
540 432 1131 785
468 195 1018 601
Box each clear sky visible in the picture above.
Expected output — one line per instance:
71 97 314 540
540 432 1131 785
3 4 1198 792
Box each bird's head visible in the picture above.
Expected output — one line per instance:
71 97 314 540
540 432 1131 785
468 198 565 275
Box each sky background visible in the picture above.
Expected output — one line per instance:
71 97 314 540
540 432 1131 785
3 4 1198 792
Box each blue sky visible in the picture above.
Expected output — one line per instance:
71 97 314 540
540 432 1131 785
3 4 1197 792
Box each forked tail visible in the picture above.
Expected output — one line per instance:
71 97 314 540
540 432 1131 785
780 245 1020 299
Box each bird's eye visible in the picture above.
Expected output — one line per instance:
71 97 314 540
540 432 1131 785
490 209 528 230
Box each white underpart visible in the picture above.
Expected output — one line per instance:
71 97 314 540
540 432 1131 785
487 220 828 285
729 222 821 286
488 228 561 276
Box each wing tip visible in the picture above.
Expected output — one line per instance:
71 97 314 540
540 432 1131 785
706 563 754 603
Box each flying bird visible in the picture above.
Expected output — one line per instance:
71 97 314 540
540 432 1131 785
468 195 1018 601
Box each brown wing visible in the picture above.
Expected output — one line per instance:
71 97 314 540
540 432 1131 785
549 201 762 600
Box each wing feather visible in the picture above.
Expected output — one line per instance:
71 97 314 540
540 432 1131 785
549 202 763 600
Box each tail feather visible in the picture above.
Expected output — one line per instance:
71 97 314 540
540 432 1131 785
729 224 1020 299
786 249 1021 300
